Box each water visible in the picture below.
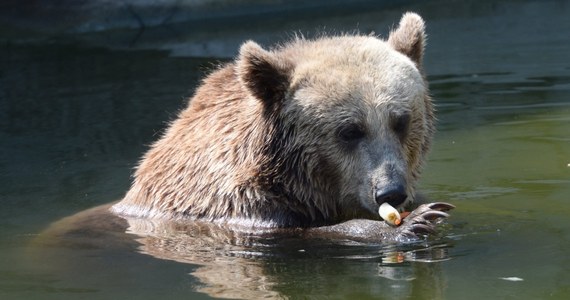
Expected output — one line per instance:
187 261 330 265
1 1 569 299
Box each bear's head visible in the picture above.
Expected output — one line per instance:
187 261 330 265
236 13 434 222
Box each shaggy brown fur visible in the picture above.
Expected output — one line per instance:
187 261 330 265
112 12 436 229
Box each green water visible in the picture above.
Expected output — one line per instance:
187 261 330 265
1 1 569 299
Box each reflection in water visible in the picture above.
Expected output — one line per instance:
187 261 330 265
383 244 451 265
125 217 282 299
123 214 453 299
35 202 454 299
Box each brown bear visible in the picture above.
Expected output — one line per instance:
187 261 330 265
111 12 453 242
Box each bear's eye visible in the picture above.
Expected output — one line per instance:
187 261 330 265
393 113 410 139
337 123 366 144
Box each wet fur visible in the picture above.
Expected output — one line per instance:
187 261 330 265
112 13 436 230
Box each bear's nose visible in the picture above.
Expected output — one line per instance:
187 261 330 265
375 184 407 208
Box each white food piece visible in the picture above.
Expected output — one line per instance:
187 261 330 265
379 203 402 226
499 277 524 282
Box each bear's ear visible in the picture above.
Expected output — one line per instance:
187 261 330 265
237 41 292 106
388 12 426 68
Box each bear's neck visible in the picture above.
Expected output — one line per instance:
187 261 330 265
113 65 338 227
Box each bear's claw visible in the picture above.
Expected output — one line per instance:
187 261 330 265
426 202 455 212
409 223 436 235
396 202 454 240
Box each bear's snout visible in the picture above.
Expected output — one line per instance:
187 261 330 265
375 183 407 208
